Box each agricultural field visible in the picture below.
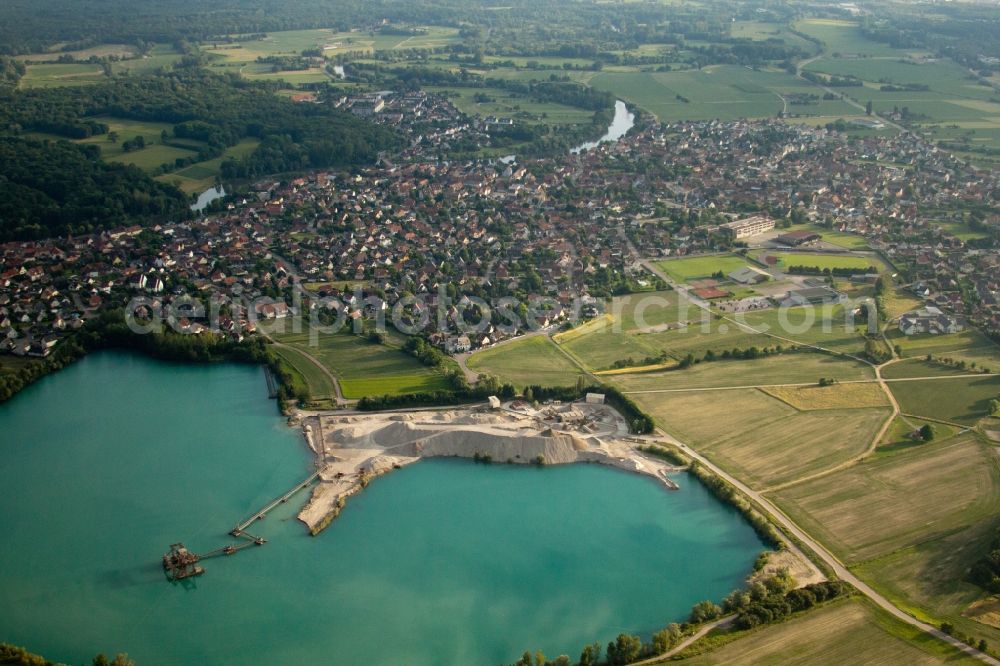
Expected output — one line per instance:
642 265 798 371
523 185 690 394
801 50 1000 151
588 65 856 122
762 382 890 411
28 116 262 196
14 43 138 63
887 373 1000 425
18 62 107 88
654 254 756 283
156 138 260 194
634 387 888 488
887 328 1000 371
853 517 1000 651
466 335 585 389
772 433 1000 564
755 251 881 272
611 352 875 393
203 27 461 82
738 305 869 357
674 598 977 665
271 323 449 400
877 415 959 450
882 358 989 380
728 21 818 55
425 86 595 126
881 286 924 321
793 19 919 58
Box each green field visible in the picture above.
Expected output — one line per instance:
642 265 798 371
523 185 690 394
739 305 869 357
156 138 260 194
611 352 875 392
635 387 888 488
802 51 1000 150
467 335 585 389
589 65 856 122
203 27 461 83
426 85 595 126
783 223 870 250
272 323 449 400
19 62 107 88
655 255 755 283
673 597 977 665
793 19 917 58
887 374 1000 425
887 328 1000 371
757 251 881 272
772 433 1000 564
273 345 339 404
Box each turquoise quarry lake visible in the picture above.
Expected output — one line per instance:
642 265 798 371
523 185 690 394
0 351 765 665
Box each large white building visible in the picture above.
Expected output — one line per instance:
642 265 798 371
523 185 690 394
720 215 775 239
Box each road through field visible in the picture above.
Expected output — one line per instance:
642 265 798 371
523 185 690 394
634 249 997 662
646 429 999 665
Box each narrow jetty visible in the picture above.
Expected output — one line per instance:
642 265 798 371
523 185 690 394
162 470 321 581
233 470 321 533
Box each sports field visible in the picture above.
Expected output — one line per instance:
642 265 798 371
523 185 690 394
757 251 881 272
773 433 1000 564
654 255 755 283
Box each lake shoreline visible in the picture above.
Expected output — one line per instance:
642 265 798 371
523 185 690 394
290 401 685 536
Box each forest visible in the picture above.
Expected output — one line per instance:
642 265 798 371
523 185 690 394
0 71 400 238
0 137 191 240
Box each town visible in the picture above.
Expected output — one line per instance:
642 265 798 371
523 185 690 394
2 92 997 368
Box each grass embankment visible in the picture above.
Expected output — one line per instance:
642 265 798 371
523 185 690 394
271 322 450 400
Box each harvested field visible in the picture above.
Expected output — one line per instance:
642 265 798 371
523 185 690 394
634 388 888 488
762 382 891 410
675 598 974 665
773 434 1000 564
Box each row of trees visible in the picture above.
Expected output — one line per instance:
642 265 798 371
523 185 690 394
508 575 847 666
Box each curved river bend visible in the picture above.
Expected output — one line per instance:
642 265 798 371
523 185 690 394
0 351 765 665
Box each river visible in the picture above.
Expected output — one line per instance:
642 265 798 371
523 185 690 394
190 185 225 213
0 351 765 665
570 100 635 154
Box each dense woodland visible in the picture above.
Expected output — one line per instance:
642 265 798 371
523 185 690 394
0 137 191 240
0 71 399 239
